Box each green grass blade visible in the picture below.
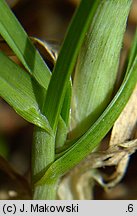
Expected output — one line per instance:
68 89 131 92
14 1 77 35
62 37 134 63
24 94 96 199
0 0 51 90
43 0 100 131
55 81 72 148
70 0 131 138
36 56 137 185
61 80 72 125
126 28 137 73
0 52 52 133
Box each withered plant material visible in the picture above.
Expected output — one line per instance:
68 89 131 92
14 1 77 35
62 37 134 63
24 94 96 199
58 139 137 199
0 0 137 200
58 84 137 199
110 84 137 145
58 170 95 200
106 84 137 187
31 37 58 67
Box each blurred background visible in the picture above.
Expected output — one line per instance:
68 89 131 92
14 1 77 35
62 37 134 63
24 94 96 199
0 0 137 199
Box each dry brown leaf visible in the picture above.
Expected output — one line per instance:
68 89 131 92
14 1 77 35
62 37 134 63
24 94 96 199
103 84 137 189
31 37 58 68
57 176 74 200
110 84 137 146
58 139 137 199
58 170 95 200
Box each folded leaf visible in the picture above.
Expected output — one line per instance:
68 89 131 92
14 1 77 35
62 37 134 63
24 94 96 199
70 0 132 138
0 52 52 133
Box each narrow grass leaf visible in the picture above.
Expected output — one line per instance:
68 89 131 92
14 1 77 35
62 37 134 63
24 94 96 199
0 0 51 90
43 0 100 131
61 80 72 126
36 55 137 185
0 52 52 133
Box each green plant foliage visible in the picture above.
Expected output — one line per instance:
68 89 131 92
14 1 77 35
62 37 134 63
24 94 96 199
55 81 72 148
36 56 137 185
0 0 136 200
0 52 52 133
70 0 132 138
126 29 137 73
43 0 100 132
0 0 51 90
